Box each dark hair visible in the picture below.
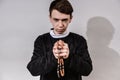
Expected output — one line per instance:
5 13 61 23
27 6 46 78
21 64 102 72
49 0 73 18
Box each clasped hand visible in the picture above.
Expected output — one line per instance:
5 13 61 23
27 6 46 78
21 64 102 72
53 40 69 59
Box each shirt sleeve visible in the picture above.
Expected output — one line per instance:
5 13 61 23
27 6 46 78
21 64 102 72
27 36 57 76
66 36 93 76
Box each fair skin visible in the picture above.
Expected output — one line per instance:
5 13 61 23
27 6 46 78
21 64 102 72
53 40 69 59
50 9 72 35
50 9 72 59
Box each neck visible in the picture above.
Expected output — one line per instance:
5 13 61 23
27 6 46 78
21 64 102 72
53 30 65 35
50 29 70 38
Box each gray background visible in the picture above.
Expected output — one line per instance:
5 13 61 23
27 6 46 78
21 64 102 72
0 0 120 80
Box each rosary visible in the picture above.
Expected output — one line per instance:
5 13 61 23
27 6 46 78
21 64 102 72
55 40 65 78
57 56 64 78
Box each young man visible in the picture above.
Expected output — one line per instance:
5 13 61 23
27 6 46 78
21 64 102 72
27 0 93 80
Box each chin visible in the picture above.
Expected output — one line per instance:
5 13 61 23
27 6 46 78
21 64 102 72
58 29 65 32
57 32 63 34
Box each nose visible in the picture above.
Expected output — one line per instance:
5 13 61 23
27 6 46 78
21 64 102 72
58 21 63 27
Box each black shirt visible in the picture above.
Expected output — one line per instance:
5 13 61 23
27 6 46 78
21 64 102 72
27 32 93 80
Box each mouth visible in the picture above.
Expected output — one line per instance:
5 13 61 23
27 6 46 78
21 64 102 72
57 29 65 33
58 28 65 31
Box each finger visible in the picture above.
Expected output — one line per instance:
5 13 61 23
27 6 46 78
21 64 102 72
59 52 67 56
54 53 61 59
53 49 62 54
63 44 69 49
60 49 68 53
58 40 64 46
53 44 58 49
63 55 68 59
58 45 63 49
54 41 59 47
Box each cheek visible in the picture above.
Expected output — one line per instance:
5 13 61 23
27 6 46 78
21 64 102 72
53 22 58 27
64 23 69 27
51 21 57 27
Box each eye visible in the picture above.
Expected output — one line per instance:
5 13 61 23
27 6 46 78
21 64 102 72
53 18 59 22
62 19 68 22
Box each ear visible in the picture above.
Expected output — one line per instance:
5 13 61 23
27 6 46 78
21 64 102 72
49 15 52 23
69 16 73 23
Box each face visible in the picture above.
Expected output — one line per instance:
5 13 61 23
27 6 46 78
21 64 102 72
50 9 72 34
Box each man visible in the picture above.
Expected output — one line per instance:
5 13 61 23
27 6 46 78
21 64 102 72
27 0 93 80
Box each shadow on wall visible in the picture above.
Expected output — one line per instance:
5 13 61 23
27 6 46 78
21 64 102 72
86 16 120 80
0 60 2 80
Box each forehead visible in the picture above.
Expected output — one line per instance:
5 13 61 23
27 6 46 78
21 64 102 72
51 9 70 19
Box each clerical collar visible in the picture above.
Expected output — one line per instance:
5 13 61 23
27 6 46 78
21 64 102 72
50 30 70 38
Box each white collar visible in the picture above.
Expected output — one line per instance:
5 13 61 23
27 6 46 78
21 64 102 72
50 30 70 38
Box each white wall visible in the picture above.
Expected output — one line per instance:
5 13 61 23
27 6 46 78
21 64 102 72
0 0 120 80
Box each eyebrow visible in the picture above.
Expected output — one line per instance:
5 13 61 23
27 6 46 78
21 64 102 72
53 18 68 21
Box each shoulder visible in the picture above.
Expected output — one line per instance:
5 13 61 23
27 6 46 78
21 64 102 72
34 32 50 43
36 33 49 39
69 32 88 48
69 32 86 41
